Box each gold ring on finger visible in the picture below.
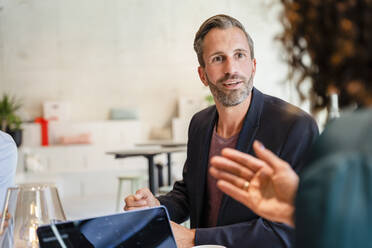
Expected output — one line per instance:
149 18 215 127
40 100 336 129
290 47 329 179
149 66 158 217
243 181 250 191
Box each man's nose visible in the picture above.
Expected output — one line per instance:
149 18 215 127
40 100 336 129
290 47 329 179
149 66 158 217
223 57 237 75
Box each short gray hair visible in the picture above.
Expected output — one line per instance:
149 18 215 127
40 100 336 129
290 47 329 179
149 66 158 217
193 14 255 67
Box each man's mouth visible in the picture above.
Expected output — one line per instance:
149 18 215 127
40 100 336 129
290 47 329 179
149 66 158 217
222 81 242 89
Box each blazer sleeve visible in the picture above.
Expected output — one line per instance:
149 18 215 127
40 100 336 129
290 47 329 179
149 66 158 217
195 219 294 247
157 165 190 223
196 114 319 248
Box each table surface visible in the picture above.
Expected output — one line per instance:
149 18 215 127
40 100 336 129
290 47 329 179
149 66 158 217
106 146 187 157
135 140 187 147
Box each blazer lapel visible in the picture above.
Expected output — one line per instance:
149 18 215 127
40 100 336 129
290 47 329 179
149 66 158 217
236 88 264 153
194 106 218 227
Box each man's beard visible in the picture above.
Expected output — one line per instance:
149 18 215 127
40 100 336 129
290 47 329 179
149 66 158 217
206 72 253 107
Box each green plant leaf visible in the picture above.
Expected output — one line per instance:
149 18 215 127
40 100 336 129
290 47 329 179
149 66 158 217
0 94 22 131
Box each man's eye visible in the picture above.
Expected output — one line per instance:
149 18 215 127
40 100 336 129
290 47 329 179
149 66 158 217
212 56 223 63
236 53 246 59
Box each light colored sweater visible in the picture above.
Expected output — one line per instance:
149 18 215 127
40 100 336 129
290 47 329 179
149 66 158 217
0 131 17 209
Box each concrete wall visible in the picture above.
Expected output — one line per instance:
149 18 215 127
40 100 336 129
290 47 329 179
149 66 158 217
0 0 298 136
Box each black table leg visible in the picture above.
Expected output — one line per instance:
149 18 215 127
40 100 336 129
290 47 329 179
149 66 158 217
167 153 172 186
146 155 156 194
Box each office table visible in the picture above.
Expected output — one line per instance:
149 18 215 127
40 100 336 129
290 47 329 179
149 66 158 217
135 140 186 148
135 141 186 187
107 147 186 194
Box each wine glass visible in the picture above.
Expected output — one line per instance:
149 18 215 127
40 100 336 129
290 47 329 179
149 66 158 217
0 183 66 248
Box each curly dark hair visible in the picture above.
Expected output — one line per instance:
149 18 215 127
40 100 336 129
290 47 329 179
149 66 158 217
278 0 372 112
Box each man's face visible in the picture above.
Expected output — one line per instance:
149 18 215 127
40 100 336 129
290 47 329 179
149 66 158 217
198 27 256 107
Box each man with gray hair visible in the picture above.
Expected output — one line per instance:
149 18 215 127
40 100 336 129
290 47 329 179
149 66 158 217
125 14 318 247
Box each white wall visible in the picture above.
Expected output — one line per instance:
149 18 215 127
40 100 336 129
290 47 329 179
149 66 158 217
0 0 300 136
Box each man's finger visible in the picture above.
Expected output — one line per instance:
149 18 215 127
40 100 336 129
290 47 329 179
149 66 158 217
129 200 148 207
216 180 252 207
134 193 145 201
209 167 249 189
124 206 149 211
210 156 254 180
253 140 289 172
221 148 266 172
134 188 153 200
124 198 149 210
125 195 147 207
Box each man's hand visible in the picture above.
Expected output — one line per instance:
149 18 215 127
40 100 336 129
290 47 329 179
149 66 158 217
124 188 160 211
170 221 195 248
210 140 298 227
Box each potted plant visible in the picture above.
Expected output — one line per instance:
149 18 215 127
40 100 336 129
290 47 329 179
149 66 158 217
0 94 23 147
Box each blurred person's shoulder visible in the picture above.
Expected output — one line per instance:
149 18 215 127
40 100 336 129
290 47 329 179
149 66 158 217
308 108 372 165
319 108 372 147
0 130 17 153
325 108 372 134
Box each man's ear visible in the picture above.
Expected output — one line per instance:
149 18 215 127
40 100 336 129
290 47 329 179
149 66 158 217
198 66 209 87
251 58 257 77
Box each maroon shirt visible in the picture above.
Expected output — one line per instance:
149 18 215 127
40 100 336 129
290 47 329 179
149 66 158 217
205 127 239 227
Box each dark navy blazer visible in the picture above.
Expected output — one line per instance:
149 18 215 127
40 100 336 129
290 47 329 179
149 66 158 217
158 88 319 248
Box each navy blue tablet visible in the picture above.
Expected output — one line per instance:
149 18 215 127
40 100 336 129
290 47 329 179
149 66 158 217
37 206 177 248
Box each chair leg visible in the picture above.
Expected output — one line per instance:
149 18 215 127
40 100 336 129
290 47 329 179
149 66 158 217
116 180 124 212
